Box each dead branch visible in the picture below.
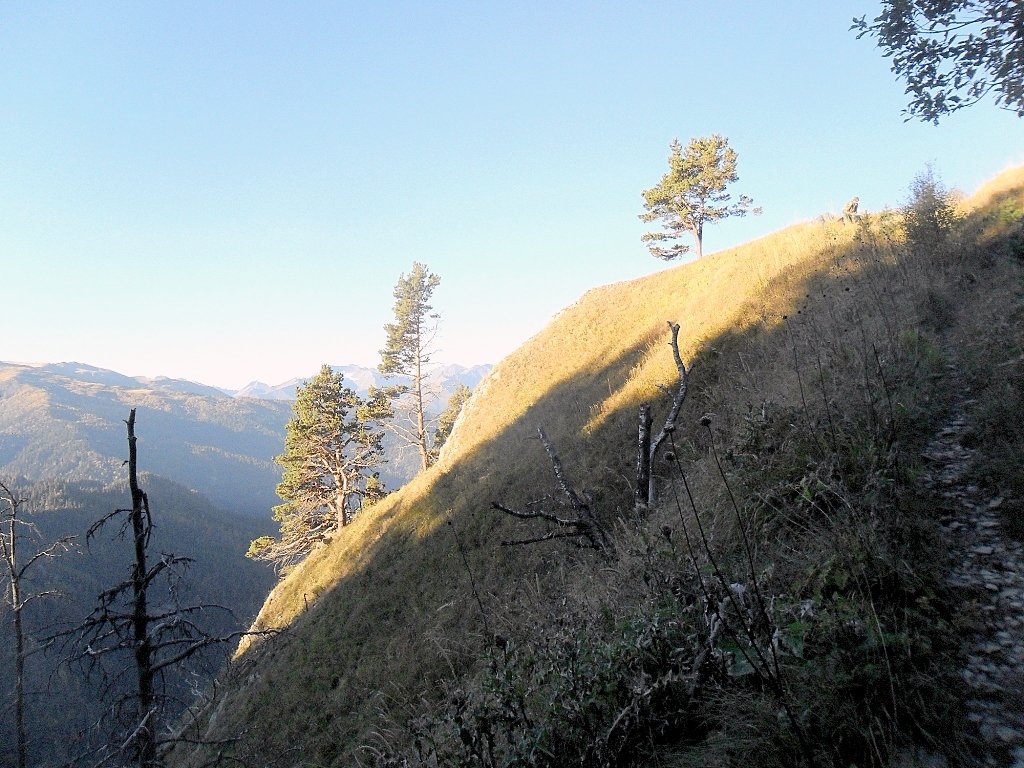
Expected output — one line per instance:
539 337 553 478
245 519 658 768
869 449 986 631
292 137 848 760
491 426 609 551
637 321 690 510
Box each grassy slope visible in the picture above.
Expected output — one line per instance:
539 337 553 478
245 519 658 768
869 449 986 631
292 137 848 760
178 167 1024 767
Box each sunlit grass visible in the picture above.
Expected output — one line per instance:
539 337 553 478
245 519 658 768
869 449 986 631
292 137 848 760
239 217 869 645
192 167 1024 768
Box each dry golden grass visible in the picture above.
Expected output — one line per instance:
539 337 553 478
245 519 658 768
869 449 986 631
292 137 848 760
179 167 1024 768
239 216 867 648
967 165 1024 211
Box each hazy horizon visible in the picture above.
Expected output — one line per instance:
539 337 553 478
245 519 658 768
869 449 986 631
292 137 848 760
4 3 1021 389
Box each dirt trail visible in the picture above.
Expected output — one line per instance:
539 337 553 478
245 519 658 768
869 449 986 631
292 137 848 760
920 404 1024 768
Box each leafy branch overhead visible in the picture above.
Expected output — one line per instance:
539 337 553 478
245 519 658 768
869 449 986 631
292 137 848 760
854 0 1024 122
640 135 760 261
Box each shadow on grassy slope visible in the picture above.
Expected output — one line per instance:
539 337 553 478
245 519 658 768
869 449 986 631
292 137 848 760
177 168 1024 767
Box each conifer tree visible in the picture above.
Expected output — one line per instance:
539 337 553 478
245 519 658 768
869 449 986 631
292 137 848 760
379 262 442 472
248 366 391 570
640 135 759 260
428 383 472 464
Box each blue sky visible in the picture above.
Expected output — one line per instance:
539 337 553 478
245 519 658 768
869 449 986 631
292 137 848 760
3 2 1021 389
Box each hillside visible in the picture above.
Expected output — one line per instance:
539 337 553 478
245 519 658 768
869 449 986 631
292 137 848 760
0 363 292 514
174 168 1024 767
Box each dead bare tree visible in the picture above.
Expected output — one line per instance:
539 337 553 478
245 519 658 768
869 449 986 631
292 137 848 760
66 410 262 768
1 479 74 768
491 427 610 551
636 321 690 511
492 322 689 550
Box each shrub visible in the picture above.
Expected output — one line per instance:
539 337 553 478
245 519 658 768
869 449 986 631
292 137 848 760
902 165 963 260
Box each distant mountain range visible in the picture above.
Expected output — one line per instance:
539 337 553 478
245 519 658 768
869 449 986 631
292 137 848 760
232 363 493 401
0 361 492 515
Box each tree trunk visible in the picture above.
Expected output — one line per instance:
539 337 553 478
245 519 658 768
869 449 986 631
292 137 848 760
337 474 350 526
636 323 690 510
11 522 26 768
693 225 703 259
414 330 430 472
636 404 652 512
126 410 157 768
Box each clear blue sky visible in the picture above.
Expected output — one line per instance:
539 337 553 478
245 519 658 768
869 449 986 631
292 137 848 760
3 2 1021 390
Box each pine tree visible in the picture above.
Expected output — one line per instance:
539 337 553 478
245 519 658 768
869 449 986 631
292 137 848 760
248 366 391 570
379 262 442 472
429 383 472 464
640 135 759 260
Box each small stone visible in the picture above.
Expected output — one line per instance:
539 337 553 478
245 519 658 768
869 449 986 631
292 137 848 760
985 583 1000 592
974 545 995 555
988 497 1005 509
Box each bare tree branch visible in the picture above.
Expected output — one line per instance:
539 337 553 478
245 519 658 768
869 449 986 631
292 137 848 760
637 321 691 510
492 427 610 552
61 410 273 768
2 478 74 768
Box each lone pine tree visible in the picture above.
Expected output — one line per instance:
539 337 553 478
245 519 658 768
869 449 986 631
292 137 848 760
640 134 760 260
379 262 442 472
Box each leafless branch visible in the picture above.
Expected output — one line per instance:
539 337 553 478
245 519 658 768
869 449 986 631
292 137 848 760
491 426 610 552
637 321 691 510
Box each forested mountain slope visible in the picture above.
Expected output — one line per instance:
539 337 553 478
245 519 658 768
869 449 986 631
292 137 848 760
0 364 292 514
175 168 1024 767
0 475 276 767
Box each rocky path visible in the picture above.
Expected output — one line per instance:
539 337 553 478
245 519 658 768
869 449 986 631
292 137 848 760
921 405 1024 768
